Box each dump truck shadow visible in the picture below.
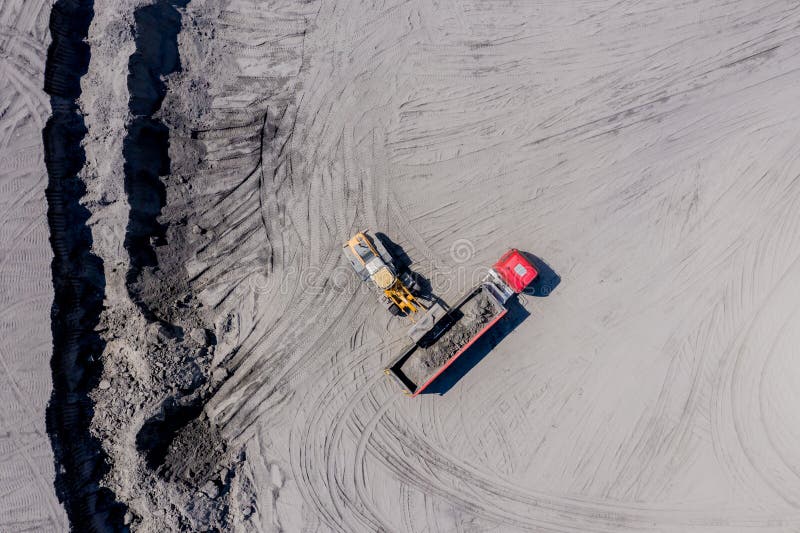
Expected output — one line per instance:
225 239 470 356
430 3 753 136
422 301 531 395
520 252 561 298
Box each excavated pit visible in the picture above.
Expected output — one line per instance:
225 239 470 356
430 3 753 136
136 398 203 471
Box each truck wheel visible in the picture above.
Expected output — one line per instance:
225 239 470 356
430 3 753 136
388 304 402 316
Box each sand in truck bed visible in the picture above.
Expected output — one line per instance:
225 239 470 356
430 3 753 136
401 291 499 386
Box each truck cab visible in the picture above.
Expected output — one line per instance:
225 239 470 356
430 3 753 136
488 249 538 302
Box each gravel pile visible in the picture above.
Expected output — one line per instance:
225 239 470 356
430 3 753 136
403 291 498 385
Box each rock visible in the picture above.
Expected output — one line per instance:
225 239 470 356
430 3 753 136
201 480 219 498
211 367 227 382
189 328 206 345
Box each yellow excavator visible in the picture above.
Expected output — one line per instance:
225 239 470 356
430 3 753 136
343 231 420 318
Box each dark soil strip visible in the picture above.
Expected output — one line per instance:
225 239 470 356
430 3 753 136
123 0 189 321
123 1 227 484
42 1 128 530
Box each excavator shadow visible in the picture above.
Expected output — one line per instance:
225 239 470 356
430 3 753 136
421 300 530 395
374 231 435 301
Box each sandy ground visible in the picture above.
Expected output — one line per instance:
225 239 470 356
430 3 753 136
196 2 800 530
0 0 68 531
8 0 800 531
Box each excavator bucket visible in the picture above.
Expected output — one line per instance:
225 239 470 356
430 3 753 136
385 279 418 316
406 301 446 342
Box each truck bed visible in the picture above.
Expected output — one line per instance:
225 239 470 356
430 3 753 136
387 284 507 396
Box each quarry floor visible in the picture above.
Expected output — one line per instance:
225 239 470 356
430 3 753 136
4 0 800 531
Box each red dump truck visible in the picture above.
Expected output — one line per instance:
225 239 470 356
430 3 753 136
385 249 538 396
